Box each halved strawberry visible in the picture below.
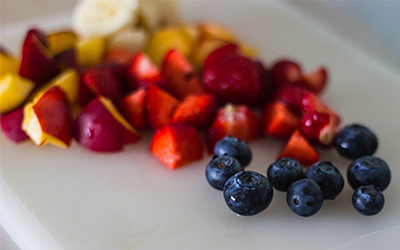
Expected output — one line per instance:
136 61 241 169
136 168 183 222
273 85 309 115
151 124 203 169
203 43 239 69
262 102 299 139
127 52 164 90
121 88 147 130
270 60 302 88
161 49 204 100
299 67 327 93
301 92 340 126
300 111 337 146
202 54 260 105
146 85 180 130
170 94 217 130
278 129 319 167
205 103 260 153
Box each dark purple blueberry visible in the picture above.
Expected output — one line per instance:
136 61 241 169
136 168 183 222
334 124 378 160
347 156 391 191
267 158 304 192
305 161 344 200
352 185 385 216
206 155 244 191
223 171 273 216
214 136 252 167
286 179 324 217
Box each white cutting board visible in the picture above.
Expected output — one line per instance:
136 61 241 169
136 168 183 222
1 1 400 250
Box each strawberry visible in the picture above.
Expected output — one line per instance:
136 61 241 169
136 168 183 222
301 92 340 126
270 60 302 88
202 54 260 105
146 85 180 130
171 94 217 130
254 61 273 107
127 52 164 90
300 111 337 146
273 85 309 115
121 88 147 130
203 43 239 69
150 124 203 169
278 129 319 167
262 102 299 139
205 103 260 153
299 67 327 93
161 49 204 100
104 48 135 66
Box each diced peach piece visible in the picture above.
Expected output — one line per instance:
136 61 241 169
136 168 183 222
76 37 106 68
0 73 34 114
47 31 78 55
0 52 20 76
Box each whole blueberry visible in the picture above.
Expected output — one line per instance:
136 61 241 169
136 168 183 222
206 155 244 191
214 136 252 167
347 156 391 191
334 124 378 160
305 161 344 200
286 179 324 217
223 171 273 216
267 158 304 192
352 185 385 216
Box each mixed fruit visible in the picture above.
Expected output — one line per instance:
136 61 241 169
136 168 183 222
0 0 391 217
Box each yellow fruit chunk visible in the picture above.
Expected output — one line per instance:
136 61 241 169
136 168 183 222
47 31 78 55
0 73 34 114
145 28 192 66
240 44 258 58
76 37 106 67
199 23 237 43
0 53 20 76
191 39 227 72
34 69 79 104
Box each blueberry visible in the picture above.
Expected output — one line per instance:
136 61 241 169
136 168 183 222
223 171 273 216
352 185 385 216
206 155 244 191
334 124 378 160
214 136 252 167
267 158 304 192
304 161 344 200
347 156 391 191
286 179 324 217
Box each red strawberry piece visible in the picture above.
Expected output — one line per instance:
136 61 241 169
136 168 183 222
80 65 123 105
121 88 147 130
104 48 135 66
301 92 340 126
273 85 310 115
205 103 260 153
254 61 273 107
146 85 180 130
161 49 204 100
171 94 218 130
262 102 299 139
0 108 30 143
150 124 203 169
278 129 319 167
203 43 239 69
202 54 260 105
270 60 302 88
299 67 328 93
127 52 164 90
300 111 337 146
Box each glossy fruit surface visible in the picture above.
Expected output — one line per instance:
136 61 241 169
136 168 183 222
205 155 243 191
286 179 324 217
352 185 384 216
214 136 252 167
223 171 273 216
305 161 344 200
347 156 391 191
267 158 304 192
334 124 378 160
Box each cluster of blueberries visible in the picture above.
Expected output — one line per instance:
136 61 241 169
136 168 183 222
205 124 391 217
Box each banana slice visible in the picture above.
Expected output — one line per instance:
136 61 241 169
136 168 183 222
72 0 139 38
138 0 181 32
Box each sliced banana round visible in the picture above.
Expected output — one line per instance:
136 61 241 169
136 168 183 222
138 0 181 32
72 0 139 38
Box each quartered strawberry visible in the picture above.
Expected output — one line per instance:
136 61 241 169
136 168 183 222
205 103 260 153
273 85 309 115
278 129 319 167
161 49 204 100
300 111 337 146
202 54 260 105
301 92 340 126
127 52 164 90
121 88 147 130
170 94 217 130
146 85 180 130
203 43 239 69
299 67 327 93
270 60 302 88
150 124 203 169
262 102 299 139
